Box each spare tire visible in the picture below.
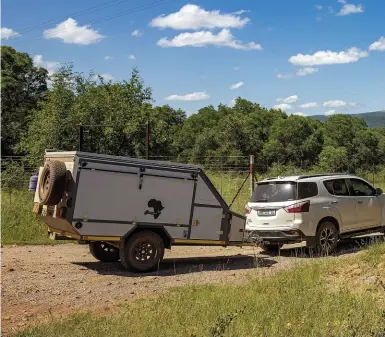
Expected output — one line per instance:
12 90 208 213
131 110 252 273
39 160 67 205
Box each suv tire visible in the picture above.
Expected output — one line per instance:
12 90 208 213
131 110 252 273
315 221 338 255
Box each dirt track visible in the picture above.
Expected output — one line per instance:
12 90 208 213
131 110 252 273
1 239 374 336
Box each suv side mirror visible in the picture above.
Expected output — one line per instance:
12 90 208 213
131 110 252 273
375 188 383 196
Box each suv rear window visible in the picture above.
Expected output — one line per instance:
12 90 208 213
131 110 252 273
251 181 318 203
251 181 296 202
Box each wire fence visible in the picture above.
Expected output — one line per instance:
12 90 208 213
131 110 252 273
2 155 385 214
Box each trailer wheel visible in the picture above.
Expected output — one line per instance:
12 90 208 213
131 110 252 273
120 231 164 272
89 242 120 262
39 160 67 205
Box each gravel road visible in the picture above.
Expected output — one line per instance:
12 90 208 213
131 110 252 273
1 239 375 336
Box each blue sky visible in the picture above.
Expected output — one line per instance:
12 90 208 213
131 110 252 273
1 0 384 116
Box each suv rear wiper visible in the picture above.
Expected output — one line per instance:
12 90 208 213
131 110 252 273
255 198 268 202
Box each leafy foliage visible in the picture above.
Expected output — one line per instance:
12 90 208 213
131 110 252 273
1 46 48 156
2 45 385 175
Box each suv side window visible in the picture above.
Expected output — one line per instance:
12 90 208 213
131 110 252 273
323 179 350 196
297 182 318 199
349 179 376 196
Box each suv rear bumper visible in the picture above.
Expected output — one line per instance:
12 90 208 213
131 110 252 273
244 229 306 244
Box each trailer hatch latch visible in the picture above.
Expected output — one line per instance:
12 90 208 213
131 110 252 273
138 174 143 189
138 168 145 190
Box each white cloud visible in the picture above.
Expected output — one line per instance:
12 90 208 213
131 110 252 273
230 98 236 107
233 66 240 71
323 100 347 108
369 36 385 51
43 18 104 45
104 56 114 60
232 10 250 15
230 81 244 90
157 29 262 50
325 109 336 116
100 74 114 81
165 91 210 101
293 112 305 116
276 68 318 79
0 27 20 40
337 1 363 16
315 5 323 10
296 67 319 76
277 95 299 104
150 4 249 30
128 54 136 60
276 73 293 79
272 103 293 111
299 102 319 108
323 100 360 108
33 55 61 75
131 29 143 37
289 47 368 66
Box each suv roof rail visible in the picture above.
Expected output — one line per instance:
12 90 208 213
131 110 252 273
297 172 351 180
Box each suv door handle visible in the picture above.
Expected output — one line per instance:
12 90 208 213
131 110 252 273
357 200 363 204
330 201 338 204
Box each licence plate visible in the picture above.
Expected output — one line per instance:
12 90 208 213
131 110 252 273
257 209 276 216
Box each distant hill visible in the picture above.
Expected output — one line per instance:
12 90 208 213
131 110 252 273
310 110 385 128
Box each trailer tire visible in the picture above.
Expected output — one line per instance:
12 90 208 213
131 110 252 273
120 231 164 272
39 160 67 205
89 242 120 262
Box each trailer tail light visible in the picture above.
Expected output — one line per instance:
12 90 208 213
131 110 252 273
284 200 310 213
245 205 251 214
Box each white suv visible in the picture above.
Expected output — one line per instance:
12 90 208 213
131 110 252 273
245 173 385 254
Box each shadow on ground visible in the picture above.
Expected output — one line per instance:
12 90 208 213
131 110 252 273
271 234 385 258
73 254 278 277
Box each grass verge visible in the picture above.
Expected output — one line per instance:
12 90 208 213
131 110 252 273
1 191 58 245
13 243 385 337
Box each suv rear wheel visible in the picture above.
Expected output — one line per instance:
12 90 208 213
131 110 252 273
315 222 338 255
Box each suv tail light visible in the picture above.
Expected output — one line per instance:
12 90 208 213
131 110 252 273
245 205 251 214
284 200 310 213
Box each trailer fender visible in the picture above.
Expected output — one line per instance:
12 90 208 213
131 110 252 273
121 225 172 249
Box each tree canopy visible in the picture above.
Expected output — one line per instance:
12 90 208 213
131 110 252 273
1 46 48 156
2 45 385 174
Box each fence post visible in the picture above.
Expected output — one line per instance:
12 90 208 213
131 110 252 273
250 155 255 196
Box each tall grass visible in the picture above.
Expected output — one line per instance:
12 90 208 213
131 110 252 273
1 191 53 245
14 245 385 337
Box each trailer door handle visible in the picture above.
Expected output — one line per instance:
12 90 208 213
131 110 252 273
330 201 338 205
357 200 363 204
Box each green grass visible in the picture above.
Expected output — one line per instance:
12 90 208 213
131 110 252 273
13 243 385 337
1 191 56 245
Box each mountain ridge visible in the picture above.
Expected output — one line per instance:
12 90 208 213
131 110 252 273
309 110 385 128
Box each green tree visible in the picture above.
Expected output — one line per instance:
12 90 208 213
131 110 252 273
262 115 323 169
1 46 48 156
352 130 381 171
318 146 349 172
20 66 182 165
